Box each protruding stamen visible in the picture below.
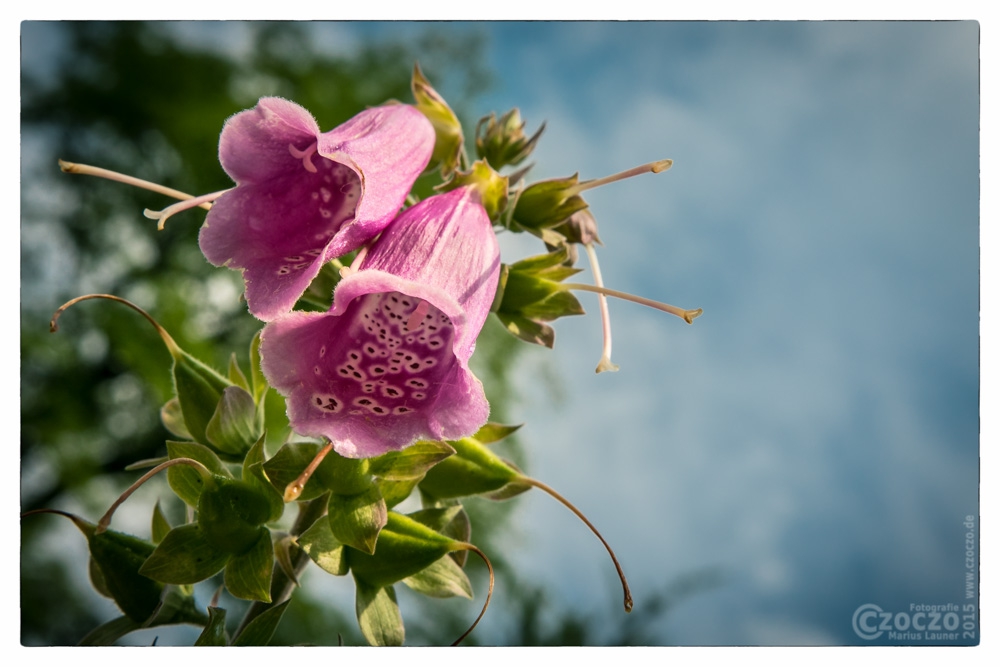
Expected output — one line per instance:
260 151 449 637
406 300 431 332
144 189 230 231
522 476 633 613
571 159 673 196
451 544 495 646
340 245 370 279
584 242 619 374
288 142 319 173
58 159 212 207
563 282 702 325
96 458 212 534
283 442 334 502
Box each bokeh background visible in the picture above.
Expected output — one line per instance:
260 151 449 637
20 21 980 645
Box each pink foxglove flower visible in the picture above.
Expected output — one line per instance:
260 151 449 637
199 97 435 321
260 186 501 458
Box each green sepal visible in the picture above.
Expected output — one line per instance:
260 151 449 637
160 397 191 440
77 615 142 646
225 529 274 602
232 600 291 646
420 435 520 499
475 422 523 444
194 607 229 646
368 440 455 480
512 174 589 231
205 386 260 458
263 441 327 501
151 500 172 545
485 477 533 501
243 435 285 523
139 523 231 585
172 347 233 450
495 312 556 348
412 63 463 179
402 555 473 599
249 331 268 406
298 508 349 576
88 556 111 598
347 511 459 589
407 505 465 533
438 159 509 220
355 579 405 647
88 528 163 622
376 477 421 509
227 352 250 392
198 476 275 555
328 485 387 555
490 264 510 313
316 450 373 496
165 440 231 508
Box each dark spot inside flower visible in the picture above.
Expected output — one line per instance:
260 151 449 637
409 362 420 370
353 372 362 379
373 366 385 374
373 407 386 414
358 399 372 406
396 407 410 414
339 369 349 376
386 388 399 397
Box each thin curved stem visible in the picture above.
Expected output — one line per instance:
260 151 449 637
451 544 495 646
522 476 633 613
50 293 181 355
97 458 212 534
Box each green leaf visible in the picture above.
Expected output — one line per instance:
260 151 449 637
402 555 474 599
160 397 191 440
519 289 584 321
166 440 231 508
495 312 556 348
262 441 326 501
77 615 141 646
228 352 250 392
194 607 229 646
474 422 522 445
198 476 275 555
139 523 230 585
88 557 111 598
205 386 260 458
368 440 455 480
484 478 533 501
376 477 421 509
298 513 348 576
244 461 285 524
355 580 404 647
407 505 464 533
173 348 232 449
225 529 274 602
420 435 520 499
328 485 387 555
347 512 458 589
88 529 163 623
151 500 171 544
250 331 268 406
232 600 291 646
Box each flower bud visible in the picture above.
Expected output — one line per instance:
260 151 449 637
412 64 464 178
475 108 545 170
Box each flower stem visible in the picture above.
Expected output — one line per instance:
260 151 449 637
50 293 182 356
451 544 495 646
96 458 212 534
521 476 633 613
283 442 333 502
571 159 673 195
583 242 619 374
58 159 211 206
563 283 703 324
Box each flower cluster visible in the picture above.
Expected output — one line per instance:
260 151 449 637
41 65 702 646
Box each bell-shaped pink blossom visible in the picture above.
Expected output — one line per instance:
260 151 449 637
260 186 501 458
199 97 435 321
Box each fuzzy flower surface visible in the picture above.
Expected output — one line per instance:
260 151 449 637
260 186 501 458
199 97 435 321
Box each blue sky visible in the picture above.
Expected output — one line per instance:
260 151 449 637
14 19 985 648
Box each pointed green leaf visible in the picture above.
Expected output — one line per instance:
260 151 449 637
250 331 268 406
88 556 112 598
402 555 473 599
88 529 163 623
151 500 171 545
194 607 229 646
509 245 575 273
298 513 348 576
173 349 232 449
328 486 387 555
376 477 420 509
139 523 230 585
355 580 404 647
198 476 274 554
225 530 274 602
441 506 472 567
205 386 260 458
244 461 285 524
166 440 231 508
496 312 556 348
77 615 141 646
520 289 584 321
233 600 291 646
228 352 250 392
160 397 191 440
407 506 464 533
474 422 522 445
368 440 455 480
420 435 520 499
485 478 533 501
347 512 458 589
